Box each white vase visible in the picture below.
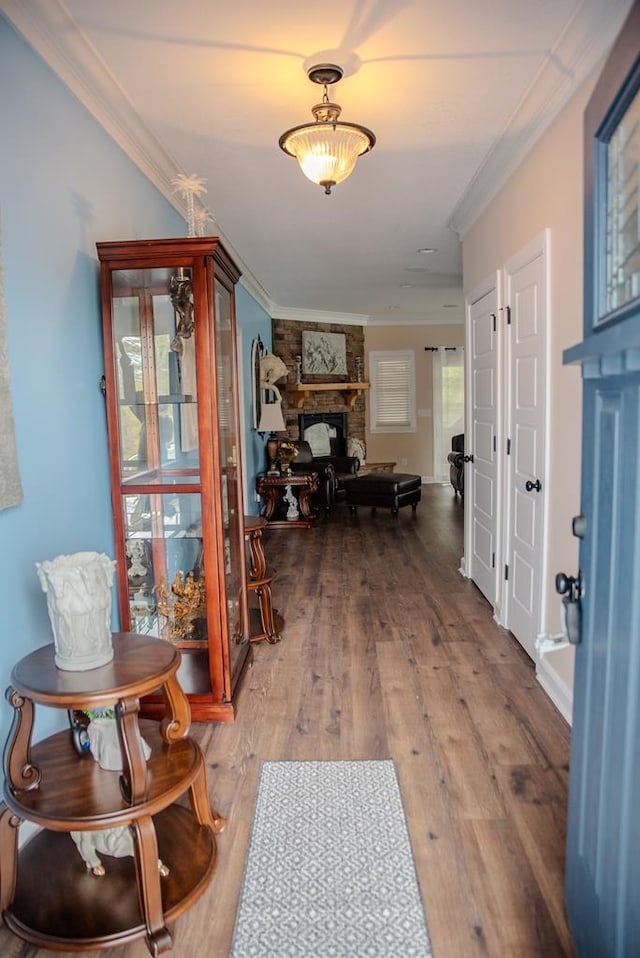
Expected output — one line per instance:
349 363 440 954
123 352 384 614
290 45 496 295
87 716 151 771
36 551 116 671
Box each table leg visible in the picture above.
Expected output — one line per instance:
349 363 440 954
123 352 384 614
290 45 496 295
116 695 149 805
247 530 267 580
298 479 319 520
259 484 280 520
188 750 225 834
252 580 280 644
159 672 191 743
3 688 40 793
0 804 20 913
130 815 172 956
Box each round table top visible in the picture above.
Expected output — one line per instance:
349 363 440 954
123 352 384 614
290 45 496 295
10 633 180 707
243 515 268 534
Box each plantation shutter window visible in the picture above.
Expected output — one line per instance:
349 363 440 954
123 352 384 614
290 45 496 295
370 350 416 433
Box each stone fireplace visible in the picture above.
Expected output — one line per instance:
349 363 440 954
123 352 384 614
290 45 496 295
272 318 366 444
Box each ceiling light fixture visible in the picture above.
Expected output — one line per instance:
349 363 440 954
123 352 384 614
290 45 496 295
279 63 375 195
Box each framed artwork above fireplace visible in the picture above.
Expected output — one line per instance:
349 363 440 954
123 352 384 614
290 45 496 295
301 331 347 375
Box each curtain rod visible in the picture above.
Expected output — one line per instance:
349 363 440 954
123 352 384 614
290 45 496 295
424 346 460 351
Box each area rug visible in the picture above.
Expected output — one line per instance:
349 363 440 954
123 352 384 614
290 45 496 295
230 760 432 957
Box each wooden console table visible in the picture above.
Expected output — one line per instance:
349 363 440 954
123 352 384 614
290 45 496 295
256 472 319 528
0 633 223 955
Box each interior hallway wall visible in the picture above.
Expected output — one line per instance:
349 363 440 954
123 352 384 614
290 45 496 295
461 67 601 715
364 324 464 479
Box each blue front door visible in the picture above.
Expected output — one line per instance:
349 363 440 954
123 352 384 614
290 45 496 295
563 5 640 955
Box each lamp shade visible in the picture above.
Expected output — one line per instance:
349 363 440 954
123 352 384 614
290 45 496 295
258 401 286 433
280 123 374 192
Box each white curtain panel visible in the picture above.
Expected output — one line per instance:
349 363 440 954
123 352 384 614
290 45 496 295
432 347 464 482
0 214 23 510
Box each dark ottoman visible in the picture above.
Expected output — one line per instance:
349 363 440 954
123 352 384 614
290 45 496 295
343 472 421 518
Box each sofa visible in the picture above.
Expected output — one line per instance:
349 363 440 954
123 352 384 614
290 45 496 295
447 433 464 497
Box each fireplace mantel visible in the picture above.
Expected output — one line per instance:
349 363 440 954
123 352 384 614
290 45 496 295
287 382 370 410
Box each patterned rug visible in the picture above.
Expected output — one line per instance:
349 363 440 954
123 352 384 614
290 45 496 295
230 760 432 957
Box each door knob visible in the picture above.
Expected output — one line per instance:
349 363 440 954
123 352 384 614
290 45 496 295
463 454 474 463
572 514 587 539
555 570 583 645
525 479 542 492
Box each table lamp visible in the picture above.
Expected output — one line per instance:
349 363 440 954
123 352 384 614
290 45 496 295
258 402 286 474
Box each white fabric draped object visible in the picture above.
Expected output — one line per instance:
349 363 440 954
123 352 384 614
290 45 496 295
0 214 23 510
432 347 464 482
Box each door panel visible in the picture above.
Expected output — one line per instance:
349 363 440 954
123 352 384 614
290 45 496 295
563 4 640 954
466 280 499 604
504 244 547 658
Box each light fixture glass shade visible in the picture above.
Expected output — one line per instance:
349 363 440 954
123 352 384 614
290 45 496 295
258 401 286 433
280 122 375 193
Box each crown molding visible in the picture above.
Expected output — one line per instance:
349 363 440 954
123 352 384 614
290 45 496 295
366 314 464 327
448 0 635 238
273 306 464 327
272 307 373 326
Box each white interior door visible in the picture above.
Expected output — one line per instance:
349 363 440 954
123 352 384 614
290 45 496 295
502 232 548 660
465 276 499 605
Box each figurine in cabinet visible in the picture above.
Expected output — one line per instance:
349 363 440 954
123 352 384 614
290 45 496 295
97 238 251 721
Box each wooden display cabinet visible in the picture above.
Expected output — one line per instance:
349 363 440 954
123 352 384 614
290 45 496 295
96 238 250 722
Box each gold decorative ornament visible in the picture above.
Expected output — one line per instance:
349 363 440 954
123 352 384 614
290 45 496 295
156 570 206 640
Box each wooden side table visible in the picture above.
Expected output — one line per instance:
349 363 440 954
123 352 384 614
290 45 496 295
244 516 282 643
0 633 223 956
256 472 319 528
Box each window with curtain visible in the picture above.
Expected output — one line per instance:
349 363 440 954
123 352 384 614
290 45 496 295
369 350 416 433
432 347 464 481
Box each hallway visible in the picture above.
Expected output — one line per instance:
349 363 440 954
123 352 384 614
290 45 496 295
0 485 574 958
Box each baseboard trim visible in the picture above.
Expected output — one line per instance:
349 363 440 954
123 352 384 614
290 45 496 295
536 656 573 726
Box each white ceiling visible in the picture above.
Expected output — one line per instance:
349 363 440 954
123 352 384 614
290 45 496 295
1 0 633 325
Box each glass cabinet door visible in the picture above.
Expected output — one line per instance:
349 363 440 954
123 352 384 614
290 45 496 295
213 277 246 682
111 265 205 644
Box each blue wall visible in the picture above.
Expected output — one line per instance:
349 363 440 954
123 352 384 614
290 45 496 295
237 285 272 512
0 15 272 743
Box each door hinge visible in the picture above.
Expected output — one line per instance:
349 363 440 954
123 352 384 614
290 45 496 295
99 375 106 397
506 305 512 325
493 435 496 453
504 564 509 581
492 552 495 568
506 438 511 455
491 312 496 332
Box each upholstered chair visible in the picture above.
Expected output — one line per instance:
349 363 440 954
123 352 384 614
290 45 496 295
287 440 337 514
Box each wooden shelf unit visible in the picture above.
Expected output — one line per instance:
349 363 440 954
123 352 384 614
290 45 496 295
287 382 370 409
1 634 223 956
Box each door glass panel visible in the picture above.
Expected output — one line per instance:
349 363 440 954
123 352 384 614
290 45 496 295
122 491 205 643
111 268 200 482
213 279 246 667
604 87 640 316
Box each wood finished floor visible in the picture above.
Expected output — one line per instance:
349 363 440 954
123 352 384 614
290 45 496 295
1 485 574 958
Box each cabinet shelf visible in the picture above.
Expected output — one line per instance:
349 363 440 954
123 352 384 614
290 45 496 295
6 805 215 952
287 381 370 409
3 721 201 828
